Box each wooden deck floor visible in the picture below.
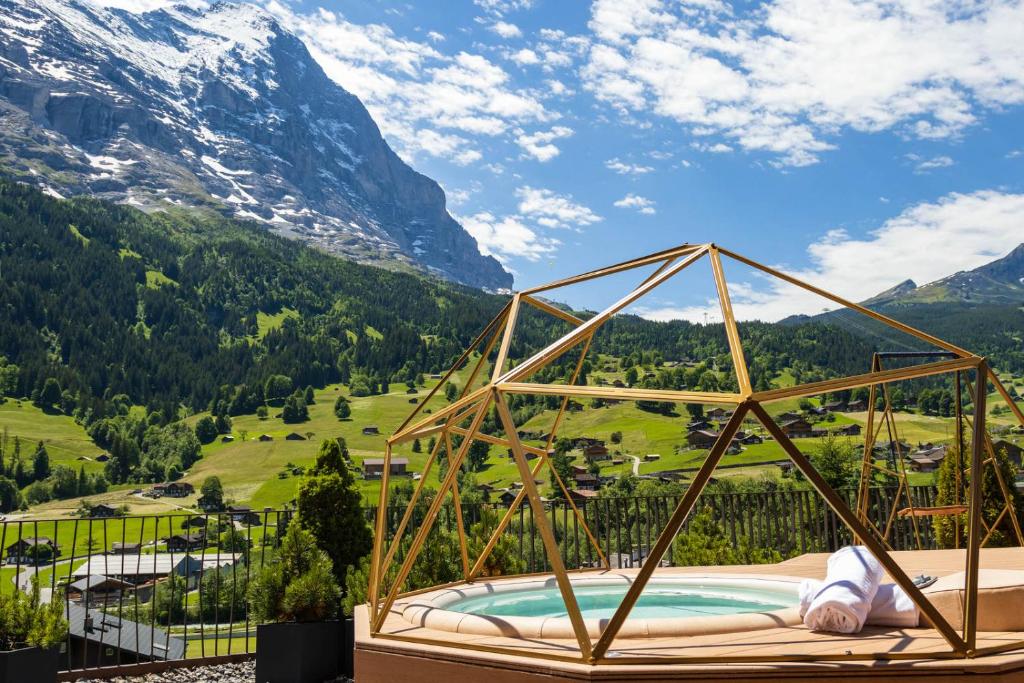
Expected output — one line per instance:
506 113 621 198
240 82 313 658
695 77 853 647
356 548 1024 682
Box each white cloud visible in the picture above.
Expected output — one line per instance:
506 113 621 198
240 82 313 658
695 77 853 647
515 126 574 161
906 154 954 174
638 190 1024 322
262 3 550 165
516 186 602 228
614 193 656 214
546 79 572 96
605 157 654 174
446 187 472 205
490 21 522 38
583 0 1024 167
510 48 540 65
475 0 535 13
460 211 559 263
426 31 445 42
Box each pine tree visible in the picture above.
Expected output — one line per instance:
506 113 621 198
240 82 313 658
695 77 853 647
297 440 372 590
31 443 50 481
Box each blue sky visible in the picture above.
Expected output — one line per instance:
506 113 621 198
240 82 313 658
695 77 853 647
112 0 1024 320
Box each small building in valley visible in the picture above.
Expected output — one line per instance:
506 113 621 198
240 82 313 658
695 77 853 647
5 537 58 564
90 504 120 518
164 533 206 553
833 424 862 436
582 443 610 462
993 439 1024 467
362 457 409 478
67 575 131 607
687 430 719 449
779 418 816 439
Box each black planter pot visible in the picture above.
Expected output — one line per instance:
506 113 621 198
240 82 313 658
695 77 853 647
255 621 343 683
339 617 354 679
0 646 59 683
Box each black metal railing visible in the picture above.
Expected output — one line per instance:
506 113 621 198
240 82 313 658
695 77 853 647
0 485 938 674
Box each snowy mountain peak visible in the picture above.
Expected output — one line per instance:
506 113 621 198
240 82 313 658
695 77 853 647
0 0 511 289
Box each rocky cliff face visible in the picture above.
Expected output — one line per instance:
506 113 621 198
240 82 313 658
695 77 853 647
0 0 511 290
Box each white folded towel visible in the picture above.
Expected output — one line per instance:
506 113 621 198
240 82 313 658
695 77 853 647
800 579 919 628
803 545 884 634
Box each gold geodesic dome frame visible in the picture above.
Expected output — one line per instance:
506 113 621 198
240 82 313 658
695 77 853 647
367 243 1024 664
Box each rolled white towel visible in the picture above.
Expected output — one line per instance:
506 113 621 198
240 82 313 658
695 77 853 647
803 545 884 634
800 579 919 628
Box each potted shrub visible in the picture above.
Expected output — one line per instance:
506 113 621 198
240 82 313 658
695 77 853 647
0 582 68 683
249 522 342 683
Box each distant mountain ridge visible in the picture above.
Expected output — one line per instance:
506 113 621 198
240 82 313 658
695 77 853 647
863 244 1024 307
0 0 511 290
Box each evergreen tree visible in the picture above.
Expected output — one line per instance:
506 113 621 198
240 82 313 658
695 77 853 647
31 443 50 481
0 476 20 512
297 440 372 588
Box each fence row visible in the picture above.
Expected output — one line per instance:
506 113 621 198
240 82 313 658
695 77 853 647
0 485 938 673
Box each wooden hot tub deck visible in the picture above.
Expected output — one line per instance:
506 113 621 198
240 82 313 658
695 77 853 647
356 548 1024 682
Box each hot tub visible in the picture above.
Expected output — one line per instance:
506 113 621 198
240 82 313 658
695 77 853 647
401 572 803 638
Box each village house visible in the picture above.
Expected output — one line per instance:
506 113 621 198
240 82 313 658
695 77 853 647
687 430 719 449
568 488 599 506
574 472 599 490
686 419 713 432
226 505 262 526
833 424 862 436
67 575 131 608
362 425 381 435
285 432 306 441
362 457 409 479
164 533 206 553
907 444 948 473
706 407 732 420
258 434 273 442
221 434 234 442
779 418 818 439
847 399 868 412
166 482 194 497
497 489 518 506
582 442 610 462
109 542 141 555
776 411 802 422
739 433 764 445
993 440 1024 467
5 537 58 564
89 503 119 518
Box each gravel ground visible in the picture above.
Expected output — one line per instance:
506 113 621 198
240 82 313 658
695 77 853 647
73 660 353 683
